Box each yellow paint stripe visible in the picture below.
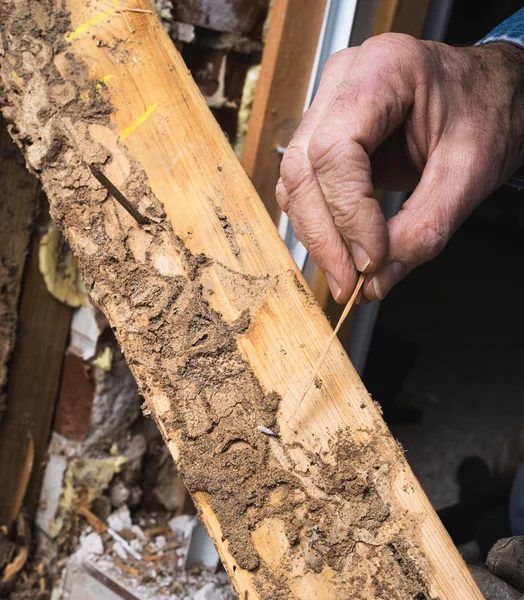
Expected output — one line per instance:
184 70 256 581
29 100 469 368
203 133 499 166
65 8 115 42
96 74 117 89
119 103 159 140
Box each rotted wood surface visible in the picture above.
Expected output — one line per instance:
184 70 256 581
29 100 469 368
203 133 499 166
0 1 482 598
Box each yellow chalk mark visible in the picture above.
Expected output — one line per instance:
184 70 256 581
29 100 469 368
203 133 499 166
119 102 159 140
65 8 114 42
96 74 116 89
81 90 90 103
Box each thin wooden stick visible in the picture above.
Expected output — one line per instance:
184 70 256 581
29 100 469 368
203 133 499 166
116 8 153 14
288 273 365 421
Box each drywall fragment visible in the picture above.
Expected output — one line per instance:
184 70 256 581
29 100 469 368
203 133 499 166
109 480 130 508
168 514 195 540
39 223 85 307
113 541 128 561
172 21 196 42
35 453 68 537
107 505 132 533
69 301 102 360
80 532 104 556
194 582 229 600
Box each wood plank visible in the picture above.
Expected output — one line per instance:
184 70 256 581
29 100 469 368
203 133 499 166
374 0 431 37
241 0 328 224
0 210 72 523
0 118 39 416
0 1 482 598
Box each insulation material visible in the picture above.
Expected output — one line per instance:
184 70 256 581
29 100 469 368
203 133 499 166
39 222 85 308
234 64 260 158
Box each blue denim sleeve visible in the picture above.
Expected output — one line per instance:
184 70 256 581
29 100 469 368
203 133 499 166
478 7 524 50
478 8 524 189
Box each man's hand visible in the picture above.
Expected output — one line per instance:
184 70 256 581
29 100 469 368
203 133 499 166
276 34 524 303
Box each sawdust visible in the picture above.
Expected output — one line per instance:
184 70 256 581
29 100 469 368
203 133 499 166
0 3 438 598
210 200 242 260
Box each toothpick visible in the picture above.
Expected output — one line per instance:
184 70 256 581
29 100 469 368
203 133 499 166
288 273 365 421
116 8 153 13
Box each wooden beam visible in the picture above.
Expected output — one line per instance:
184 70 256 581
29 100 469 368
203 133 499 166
0 210 72 524
0 118 39 415
0 118 71 524
0 1 482 598
241 0 328 224
374 0 431 36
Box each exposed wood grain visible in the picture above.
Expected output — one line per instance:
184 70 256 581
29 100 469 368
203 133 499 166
241 0 328 224
374 0 431 36
0 118 39 416
0 1 482 598
0 212 72 524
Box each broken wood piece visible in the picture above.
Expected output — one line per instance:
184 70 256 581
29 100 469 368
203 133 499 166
8 435 34 524
1 514 29 584
113 560 140 578
76 500 107 534
0 1 483 598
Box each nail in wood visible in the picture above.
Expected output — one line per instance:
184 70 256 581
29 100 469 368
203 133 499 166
89 165 150 225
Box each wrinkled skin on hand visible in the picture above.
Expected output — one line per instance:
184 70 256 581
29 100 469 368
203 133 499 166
276 34 524 303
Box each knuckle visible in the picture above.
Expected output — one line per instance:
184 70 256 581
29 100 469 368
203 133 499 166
410 221 447 262
275 180 290 213
308 134 349 173
280 146 312 194
331 197 360 231
323 48 354 75
362 32 420 59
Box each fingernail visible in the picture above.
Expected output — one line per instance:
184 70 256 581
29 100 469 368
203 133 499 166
351 243 371 272
371 262 406 300
326 272 342 302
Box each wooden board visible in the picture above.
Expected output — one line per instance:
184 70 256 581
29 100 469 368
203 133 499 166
0 118 39 415
374 0 431 37
241 0 328 224
0 213 72 524
0 1 482 598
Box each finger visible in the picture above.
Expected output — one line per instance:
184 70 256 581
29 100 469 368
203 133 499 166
364 146 492 301
307 36 419 274
279 49 360 302
276 176 357 303
370 127 422 191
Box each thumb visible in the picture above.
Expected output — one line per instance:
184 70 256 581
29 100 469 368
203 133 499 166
364 147 491 301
